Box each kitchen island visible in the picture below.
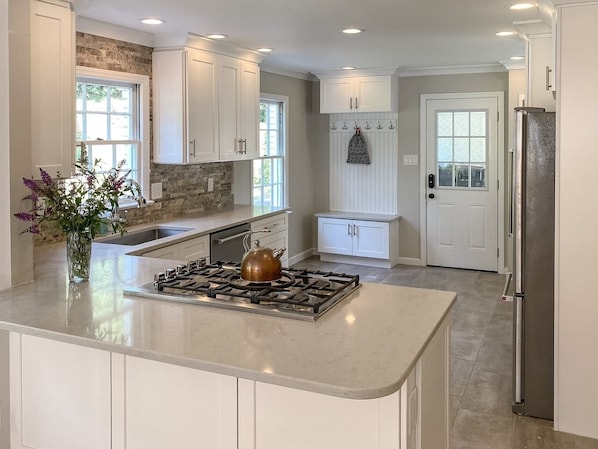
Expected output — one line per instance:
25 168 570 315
0 236 455 449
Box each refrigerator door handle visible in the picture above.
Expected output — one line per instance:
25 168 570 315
508 148 514 237
514 294 524 404
514 110 525 294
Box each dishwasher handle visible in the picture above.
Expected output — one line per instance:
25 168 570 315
214 230 253 245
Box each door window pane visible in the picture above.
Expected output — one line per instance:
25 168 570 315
435 110 488 189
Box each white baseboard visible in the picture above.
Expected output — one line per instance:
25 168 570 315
397 257 424 266
288 248 315 267
319 253 395 269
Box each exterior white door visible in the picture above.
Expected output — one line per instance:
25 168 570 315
424 95 500 271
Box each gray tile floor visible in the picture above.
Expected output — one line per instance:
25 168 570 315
292 257 598 449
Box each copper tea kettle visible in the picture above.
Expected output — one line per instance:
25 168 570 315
241 230 286 282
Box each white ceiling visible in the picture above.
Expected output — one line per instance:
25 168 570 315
72 0 554 75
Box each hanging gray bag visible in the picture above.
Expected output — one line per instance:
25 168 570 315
347 127 370 165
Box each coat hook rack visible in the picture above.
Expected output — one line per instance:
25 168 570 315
341 121 348 130
330 122 337 130
376 121 383 130
364 121 371 130
388 121 395 130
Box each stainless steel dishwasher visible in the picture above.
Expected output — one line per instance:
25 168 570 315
210 223 252 263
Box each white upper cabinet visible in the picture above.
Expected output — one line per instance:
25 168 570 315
526 33 556 111
218 57 259 161
318 73 398 113
153 46 260 164
30 0 75 178
153 49 219 164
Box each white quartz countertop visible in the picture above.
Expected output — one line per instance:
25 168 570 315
94 204 290 254
0 216 455 400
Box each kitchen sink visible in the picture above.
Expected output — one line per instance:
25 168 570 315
96 226 193 246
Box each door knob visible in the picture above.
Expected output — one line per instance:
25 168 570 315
428 193 435 199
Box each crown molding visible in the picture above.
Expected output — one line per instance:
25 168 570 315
260 64 316 81
76 17 155 47
398 64 506 77
313 67 399 79
499 60 526 70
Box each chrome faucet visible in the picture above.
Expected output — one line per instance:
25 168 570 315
126 179 147 208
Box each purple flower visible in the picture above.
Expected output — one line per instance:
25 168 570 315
28 223 40 234
24 193 38 202
22 177 39 191
39 168 53 186
14 211 36 222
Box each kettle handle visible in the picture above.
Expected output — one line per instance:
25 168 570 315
242 229 271 252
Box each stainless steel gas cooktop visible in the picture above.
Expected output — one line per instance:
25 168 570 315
125 260 361 321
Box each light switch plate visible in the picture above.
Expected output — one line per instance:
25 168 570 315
403 154 419 166
151 182 163 200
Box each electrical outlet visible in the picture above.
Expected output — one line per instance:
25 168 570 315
207 177 214 192
151 182 162 200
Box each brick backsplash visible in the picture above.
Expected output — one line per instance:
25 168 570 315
33 33 235 246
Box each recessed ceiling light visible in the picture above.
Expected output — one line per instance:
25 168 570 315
257 48 273 53
496 31 517 36
510 56 525 60
341 66 356 70
340 28 364 34
207 34 228 39
509 2 536 10
140 18 164 25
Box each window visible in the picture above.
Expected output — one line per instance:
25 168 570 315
75 67 150 199
253 95 287 207
436 110 488 189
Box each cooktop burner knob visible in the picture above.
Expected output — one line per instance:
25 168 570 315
165 268 176 279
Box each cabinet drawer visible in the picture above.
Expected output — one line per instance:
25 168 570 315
179 235 209 261
252 213 288 233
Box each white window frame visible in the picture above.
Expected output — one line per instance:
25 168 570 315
252 93 289 207
75 66 150 203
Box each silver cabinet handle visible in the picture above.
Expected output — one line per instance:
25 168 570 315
355 97 358 110
545 65 552 91
353 224 357 237
347 224 351 236
190 139 196 157
349 97 353 110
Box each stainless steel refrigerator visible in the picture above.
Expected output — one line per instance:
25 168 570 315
512 107 555 420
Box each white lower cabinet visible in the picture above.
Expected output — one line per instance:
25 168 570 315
141 234 210 262
318 217 398 267
113 355 237 449
8 315 449 449
238 380 402 449
9 333 112 449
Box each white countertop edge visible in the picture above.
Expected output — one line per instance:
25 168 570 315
315 211 400 222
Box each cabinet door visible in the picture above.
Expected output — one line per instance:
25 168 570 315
353 220 389 259
178 235 210 261
527 34 556 112
318 218 353 255
30 0 74 178
354 76 393 112
187 49 219 162
239 62 260 159
218 56 241 160
10 333 111 449
122 356 237 449
320 78 354 113
153 50 186 163
239 381 400 449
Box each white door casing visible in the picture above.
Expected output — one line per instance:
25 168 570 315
420 92 505 272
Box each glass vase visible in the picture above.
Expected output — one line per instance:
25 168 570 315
66 231 92 283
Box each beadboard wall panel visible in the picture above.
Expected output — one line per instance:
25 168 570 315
329 113 398 214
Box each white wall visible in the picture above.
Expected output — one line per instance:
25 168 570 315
554 1 598 439
0 0 10 289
